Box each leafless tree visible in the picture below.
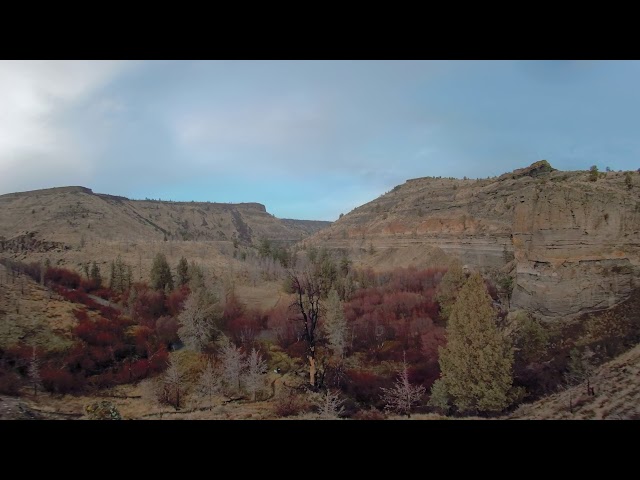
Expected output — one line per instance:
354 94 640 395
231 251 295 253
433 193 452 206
244 348 267 402
195 358 221 410
380 353 426 418
219 338 246 394
323 288 347 359
28 347 42 396
313 389 345 419
288 269 326 387
164 356 183 410
177 289 220 351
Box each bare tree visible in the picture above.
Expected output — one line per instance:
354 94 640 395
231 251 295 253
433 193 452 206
164 356 183 410
195 358 221 410
380 354 426 418
323 288 347 359
313 389 345 419
244 348 267 402
177 289 220 351
289 269 325 387
28 347 42 396
219 338 246 394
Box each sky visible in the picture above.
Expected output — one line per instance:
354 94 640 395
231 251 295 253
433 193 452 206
1 60 639 221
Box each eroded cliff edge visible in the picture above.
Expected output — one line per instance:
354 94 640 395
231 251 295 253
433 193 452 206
309 161 640 318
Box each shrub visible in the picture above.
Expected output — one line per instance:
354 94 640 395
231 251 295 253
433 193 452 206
0 368 21 395
41 367 82 394
273 390 312 418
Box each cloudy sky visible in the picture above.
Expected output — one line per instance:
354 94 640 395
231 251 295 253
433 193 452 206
1 60 639 220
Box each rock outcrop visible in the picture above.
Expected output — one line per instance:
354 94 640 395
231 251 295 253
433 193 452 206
308 161 640 318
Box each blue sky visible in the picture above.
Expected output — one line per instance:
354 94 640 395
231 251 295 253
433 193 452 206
1 60 639 221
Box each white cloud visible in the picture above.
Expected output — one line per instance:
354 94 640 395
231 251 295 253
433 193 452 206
0 60 133 193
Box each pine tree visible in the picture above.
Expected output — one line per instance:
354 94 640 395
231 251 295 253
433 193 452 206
323 289 347 359
176 256 190 287
110 256 131 294
90 261 102 288
435 262 467 321
150 253 174 291
436 272 514 414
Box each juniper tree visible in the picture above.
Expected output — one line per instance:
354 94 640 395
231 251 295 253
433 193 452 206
150 252 174 291
90 261 102 288
436 272 514 414
435 261 467 321
176 256 190 287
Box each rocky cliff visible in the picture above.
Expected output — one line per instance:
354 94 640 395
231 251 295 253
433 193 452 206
308 161 640 318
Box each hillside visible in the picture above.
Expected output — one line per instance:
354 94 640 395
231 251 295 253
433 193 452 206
510 342 640 420
0 186 330 294
307 161 640 318
0 186 330 247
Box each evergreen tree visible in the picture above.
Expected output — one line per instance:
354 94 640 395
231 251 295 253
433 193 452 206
435 261 467 321
90 261 102 288
110 256 131 294
436 272 514 414
150 253 174 291
176 256 190 287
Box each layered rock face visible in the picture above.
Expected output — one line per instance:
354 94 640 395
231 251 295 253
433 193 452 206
309 162 640 318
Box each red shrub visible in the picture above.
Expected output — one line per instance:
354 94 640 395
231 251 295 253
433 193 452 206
227 311 263 345
0 367 21 395
73 309 90 322
41 367 82 394
344 369 393 407
223 291 246 323
407 361 441 389
131 286 167 323
165 286 190 316
148 346 169 373
79 278 101 293
130 359 150 380
156 316 179 344
45 267 81 289
266 302 298 348
93 288 115 301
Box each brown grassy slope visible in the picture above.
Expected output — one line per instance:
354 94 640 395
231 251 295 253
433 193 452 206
510 342 640 420
0 186 330 247
0 265 78 352
0 186 329 306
